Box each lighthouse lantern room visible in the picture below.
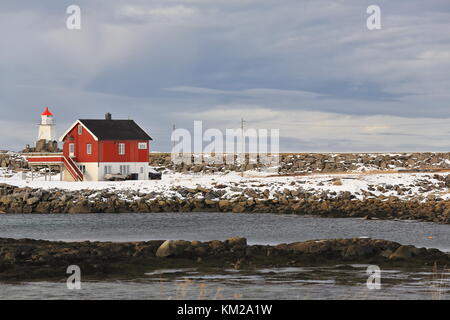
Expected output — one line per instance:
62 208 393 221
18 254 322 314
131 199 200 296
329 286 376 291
38 107 56 141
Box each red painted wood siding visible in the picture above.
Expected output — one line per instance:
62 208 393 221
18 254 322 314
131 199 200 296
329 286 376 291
27 156 64 163
63 124 98 162
62 123 150 163
62 123 98 163
99 140 149 163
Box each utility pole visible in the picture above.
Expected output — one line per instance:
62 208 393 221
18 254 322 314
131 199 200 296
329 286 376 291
172 124 176 153
241 118 245 177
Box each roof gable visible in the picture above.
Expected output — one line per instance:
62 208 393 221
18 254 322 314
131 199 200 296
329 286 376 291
59 120 98 142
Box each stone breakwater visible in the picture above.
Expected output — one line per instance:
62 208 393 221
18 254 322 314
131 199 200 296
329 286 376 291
3 151 450 175
149 152 450 174
0 237 448 281
0 183 450 223
3 151 450 174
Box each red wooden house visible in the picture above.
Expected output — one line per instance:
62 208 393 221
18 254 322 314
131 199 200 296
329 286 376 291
28 112 153 181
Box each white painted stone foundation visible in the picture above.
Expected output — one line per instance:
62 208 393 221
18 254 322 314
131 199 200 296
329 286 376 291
64 162 150 181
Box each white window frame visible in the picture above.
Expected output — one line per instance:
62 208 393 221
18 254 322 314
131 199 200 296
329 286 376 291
69 143 75 156
78 165 86 174
138 142 147 150
78 125 82 135
104 165 112 175
118 143 125 155
120 165 130 175
87 144 92 155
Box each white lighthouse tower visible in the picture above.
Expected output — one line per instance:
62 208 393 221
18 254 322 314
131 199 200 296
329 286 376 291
38 107 56 141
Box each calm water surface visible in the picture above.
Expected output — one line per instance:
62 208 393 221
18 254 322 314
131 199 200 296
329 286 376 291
1 266 449 300
0 213 449 251
0 213 449 300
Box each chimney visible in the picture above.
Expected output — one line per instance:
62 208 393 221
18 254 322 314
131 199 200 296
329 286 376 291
105 113 112 120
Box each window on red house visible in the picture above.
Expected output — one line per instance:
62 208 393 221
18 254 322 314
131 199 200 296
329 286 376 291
118 143 125 155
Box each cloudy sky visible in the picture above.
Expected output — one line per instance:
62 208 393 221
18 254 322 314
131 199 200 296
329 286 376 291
1 0 450 152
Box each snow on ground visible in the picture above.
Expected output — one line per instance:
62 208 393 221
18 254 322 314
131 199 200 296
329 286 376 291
0 168 449 201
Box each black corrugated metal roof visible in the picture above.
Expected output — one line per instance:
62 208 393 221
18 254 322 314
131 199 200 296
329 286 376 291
79 119 153 141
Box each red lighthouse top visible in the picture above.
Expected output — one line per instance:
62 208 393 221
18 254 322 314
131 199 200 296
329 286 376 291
41 107 53 116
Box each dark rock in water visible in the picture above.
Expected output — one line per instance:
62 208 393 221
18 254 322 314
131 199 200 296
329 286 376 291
0 237 448 281
389 245 419 260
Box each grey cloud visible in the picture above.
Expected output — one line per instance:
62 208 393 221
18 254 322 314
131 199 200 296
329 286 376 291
1 0 450 151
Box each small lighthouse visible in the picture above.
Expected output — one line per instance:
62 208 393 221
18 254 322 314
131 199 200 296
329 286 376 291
38 107 56 142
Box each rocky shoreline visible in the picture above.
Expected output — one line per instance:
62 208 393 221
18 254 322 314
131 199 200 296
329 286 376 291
1 183 450 223
3 151 450 174
1 237 449 281
149 152 450 174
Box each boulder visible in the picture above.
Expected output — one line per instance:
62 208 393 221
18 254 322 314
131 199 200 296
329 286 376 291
218 200 230 210
380 249 394 258
26 197 40 206
68 200 91 214
389 245 418 260
225 237 247 247
209 240 224 250
156 240 190 258
343 244 375 257
232 204 245 213
289 240 328 254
